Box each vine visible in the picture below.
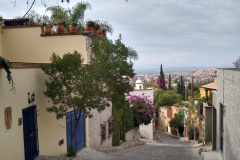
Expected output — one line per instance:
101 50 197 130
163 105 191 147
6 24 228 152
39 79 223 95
0 56 15 92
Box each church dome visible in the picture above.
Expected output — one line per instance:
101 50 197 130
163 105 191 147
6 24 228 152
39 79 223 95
135 78 143 84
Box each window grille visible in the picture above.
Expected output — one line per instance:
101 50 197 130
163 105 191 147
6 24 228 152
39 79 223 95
108 118 113 138
101 124 106 143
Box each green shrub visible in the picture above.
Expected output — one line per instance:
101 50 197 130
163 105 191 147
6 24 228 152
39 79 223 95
198 139 203 144
67 145 77 157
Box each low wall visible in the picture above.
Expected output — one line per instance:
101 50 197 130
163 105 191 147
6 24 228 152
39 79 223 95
125 127 140 142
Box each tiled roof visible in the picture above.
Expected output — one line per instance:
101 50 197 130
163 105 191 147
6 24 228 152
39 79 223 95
201 82 217 90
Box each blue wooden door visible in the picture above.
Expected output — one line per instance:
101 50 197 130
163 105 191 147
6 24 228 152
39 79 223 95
66 109 85 151
22 105 39 160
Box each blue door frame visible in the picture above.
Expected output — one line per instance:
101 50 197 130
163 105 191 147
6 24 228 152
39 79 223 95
66 109 85 151
22 105 39 160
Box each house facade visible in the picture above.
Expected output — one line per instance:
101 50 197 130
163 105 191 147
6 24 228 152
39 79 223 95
159 106 179 133
0 24 111 159
203 68 240 160
199 82 217 99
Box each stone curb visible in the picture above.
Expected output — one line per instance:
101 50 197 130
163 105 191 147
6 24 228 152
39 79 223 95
94 140 145 154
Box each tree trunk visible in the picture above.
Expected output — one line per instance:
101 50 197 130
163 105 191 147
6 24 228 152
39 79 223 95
70 109 82 146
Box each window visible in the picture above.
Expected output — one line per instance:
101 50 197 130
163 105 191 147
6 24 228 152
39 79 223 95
101 123 106 143
108 118 113 138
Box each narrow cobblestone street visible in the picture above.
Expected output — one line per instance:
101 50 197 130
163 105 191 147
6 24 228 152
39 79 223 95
77 131 202 160
108 131 201 160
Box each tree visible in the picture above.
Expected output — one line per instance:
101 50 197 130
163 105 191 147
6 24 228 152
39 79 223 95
233 56 240 68
169 110 184 134
42 52 110 146
42 36 138 149
90 36 138 146
157 64 166 89
168 74 172 90
178 75 185 100
154 89 182 108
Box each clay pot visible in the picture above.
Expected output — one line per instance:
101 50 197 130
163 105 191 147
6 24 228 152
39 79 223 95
56 25 64 34
43 26 52 34
69 25 78 33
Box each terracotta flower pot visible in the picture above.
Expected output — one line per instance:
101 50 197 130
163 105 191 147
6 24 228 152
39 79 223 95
97 30 102 35
43 26 52 34
102 31 107 37
84 25 91 32
56 25 64 34
91 27 97 34
69 25 78 33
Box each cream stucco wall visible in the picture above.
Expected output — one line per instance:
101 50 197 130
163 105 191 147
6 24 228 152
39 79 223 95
0 24 3 56
0 69 67 160
2 27 87 63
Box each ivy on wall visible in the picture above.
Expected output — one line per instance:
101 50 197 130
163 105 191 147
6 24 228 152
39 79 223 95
0 56 15 91
112 95 135 146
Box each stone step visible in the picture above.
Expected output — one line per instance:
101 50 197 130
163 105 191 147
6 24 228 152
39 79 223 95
202 151 222 160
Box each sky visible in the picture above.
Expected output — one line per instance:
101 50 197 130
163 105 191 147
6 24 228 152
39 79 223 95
0 0 239 72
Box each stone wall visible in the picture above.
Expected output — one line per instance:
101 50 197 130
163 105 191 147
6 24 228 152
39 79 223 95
88 105 112 148
216 69 240 160
125 127 140 142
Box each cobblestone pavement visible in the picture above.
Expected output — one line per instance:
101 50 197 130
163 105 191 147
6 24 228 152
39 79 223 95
77 131 202 160
109 132 202 160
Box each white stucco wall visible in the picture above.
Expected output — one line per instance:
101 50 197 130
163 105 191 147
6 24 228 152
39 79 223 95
86 105 112 148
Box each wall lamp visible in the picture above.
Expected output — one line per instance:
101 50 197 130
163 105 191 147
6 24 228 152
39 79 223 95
28 92 36 104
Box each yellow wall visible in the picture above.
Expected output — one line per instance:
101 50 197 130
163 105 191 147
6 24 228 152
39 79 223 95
0 24 3 56
0 69 67 159
2 27 87 63
200 88 212 98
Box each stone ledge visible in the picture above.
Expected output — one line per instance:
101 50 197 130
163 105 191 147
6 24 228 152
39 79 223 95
202 151 222 160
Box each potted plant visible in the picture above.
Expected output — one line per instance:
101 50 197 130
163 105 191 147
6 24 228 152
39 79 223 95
85 20 94 32
41 23 52 34
69 22 78 33
46 6 68 34
56 22 65 34
92 21 100 34
69 2 91 33
99 21 113 37
102 28 107 37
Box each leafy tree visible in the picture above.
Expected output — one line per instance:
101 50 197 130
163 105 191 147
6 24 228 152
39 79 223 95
154 89 182 108
89 37 138 146
169 110 184 134
233 56 240 68
42 36 138 148
42 51 110 145
143 80 157 89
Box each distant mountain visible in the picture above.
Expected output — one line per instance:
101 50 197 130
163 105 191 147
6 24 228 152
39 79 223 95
134 67 217 75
